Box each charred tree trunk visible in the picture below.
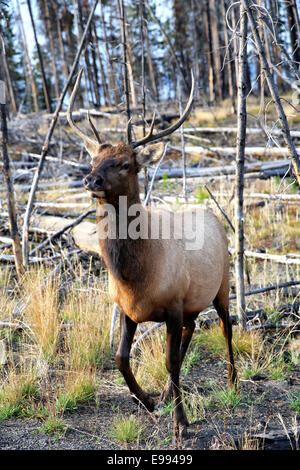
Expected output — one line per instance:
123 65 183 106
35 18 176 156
0 37 24 280
54 1 70 85
16 0 39 112
26 0 52 113
118 0 131 142
285 0 300 68
44 0 60 100
0 39 17 115
221 0 235 111
92 23 110 107
100 0 118 106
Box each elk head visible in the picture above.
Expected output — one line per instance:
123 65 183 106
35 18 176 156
67 68 194 203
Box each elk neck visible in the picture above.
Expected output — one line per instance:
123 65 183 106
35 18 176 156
95 174 149 285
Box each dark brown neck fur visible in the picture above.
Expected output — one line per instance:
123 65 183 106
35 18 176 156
96 176 148 285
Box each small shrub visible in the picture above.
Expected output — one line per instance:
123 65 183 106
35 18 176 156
39 417 67 436
213 384 244 413
290 392 300 415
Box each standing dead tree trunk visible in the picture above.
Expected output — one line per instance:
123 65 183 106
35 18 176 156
235 5 248 329
0 37 24 280
285 0 300 68
118 0 132 143
22 0 99 266
221 0 236 112
26 0 52 113
139 0 149 197
145 0 190 95
44 0 60 100
241 0 300 185
16 0 39 112
0 37 17 115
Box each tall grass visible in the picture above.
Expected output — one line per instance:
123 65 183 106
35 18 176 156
22 269 61 362
133 327 168 393
0 263 113 424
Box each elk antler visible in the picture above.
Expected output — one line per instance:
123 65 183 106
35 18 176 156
67 68 99 149
131 70 195 149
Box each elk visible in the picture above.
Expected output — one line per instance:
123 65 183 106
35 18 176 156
67 69 237 439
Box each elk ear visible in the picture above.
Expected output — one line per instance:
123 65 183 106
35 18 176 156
135 142 165 169
85 142 111 160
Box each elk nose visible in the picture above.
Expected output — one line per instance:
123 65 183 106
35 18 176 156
84 174 103 190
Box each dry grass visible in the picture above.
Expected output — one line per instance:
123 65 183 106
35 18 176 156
133 327 168 393
22 269 61 362
0 263 113 425
193 100 234 127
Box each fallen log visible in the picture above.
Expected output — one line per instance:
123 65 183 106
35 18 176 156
30 209 95 256
29 215 100 256
228 248 300 265
235 426 300 450
211 192 300 202
145 158 290 180
184 146 300 158
181 126 300 138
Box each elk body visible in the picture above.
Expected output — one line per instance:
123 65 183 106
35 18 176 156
68 69 237 439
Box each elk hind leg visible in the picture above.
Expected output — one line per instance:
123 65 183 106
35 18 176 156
213 283 237 387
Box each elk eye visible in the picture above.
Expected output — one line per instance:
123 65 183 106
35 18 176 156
122 162 130 170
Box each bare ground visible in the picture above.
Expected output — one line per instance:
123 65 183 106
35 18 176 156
0 344 299 451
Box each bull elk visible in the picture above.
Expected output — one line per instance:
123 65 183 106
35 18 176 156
67 69 237 439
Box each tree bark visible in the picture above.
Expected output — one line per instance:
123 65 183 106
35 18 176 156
54 0 70 85
235 5 248 329
100 0 118 106
44 0 60 100
221 0 235 111
0 37 24 280
208 0 223 102
285 0 300 68
0 38 17 115
118 0 131 142
204 0 215 103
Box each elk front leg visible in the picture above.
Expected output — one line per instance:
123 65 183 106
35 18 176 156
116 309 155 411
165 308 189 439
160 314 197 403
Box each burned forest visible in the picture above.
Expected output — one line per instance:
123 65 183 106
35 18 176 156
0 0 299 453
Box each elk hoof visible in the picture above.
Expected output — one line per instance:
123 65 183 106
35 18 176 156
159 382 173 403
132 393 155 412
172 422 188 446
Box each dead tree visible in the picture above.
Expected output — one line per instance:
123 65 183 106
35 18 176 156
118 0 132 143
235 5 248 329
241 0 300 185
15 0 39 112
22 0 99 266
26 0 52 113
0 36 24 279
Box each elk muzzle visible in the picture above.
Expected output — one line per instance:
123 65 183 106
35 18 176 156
84 174 106 198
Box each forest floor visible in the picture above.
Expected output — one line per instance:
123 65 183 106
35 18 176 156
0 346 299 451
0 100 299 451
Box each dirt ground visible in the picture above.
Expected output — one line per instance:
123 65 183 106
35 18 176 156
0 344 299 452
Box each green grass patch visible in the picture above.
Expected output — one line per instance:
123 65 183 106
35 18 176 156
109 414 145 443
